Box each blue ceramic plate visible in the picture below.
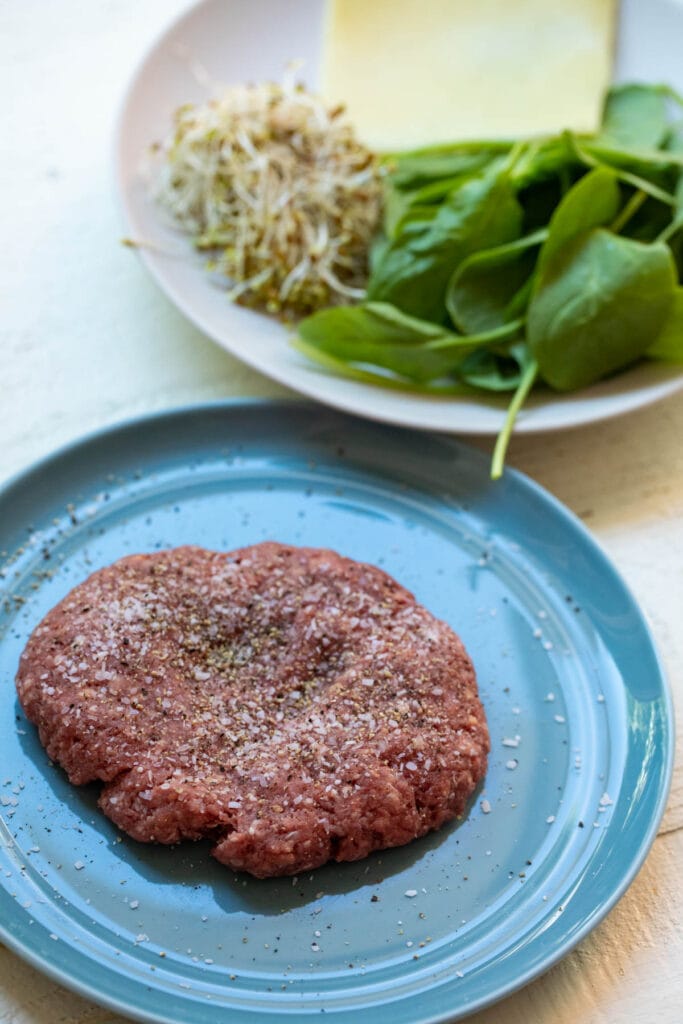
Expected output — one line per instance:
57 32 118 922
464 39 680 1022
0 402 673 1024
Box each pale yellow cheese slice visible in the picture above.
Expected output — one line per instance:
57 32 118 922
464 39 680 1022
321 0 617 150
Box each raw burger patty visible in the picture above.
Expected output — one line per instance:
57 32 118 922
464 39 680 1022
16 543 489 878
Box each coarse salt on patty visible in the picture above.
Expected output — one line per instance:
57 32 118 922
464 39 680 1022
16 542 489 878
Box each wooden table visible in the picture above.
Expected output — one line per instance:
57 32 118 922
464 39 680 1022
2 2 681 1021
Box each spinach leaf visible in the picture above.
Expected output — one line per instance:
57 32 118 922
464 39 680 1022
382 187 413 238
657 125 683 243
671 163 683 233
297 302 481 382
537 166 621 273
384 171 497 237
368 231 391 275
386 143 510 192
297 303 525 383
292 337 473 396
457 342 530 392
528 229 677 391
386 203 440 240
368 162 523 322
446 229 546 333
511 135 580 189
569 133 678 207
646 288 683 361
600 83 670 150
582 140 683 175
510 137 583 237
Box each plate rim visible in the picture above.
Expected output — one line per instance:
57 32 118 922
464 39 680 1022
112 0 683 438
0 398 675 1024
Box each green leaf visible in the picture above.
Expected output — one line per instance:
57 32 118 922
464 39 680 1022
657 125 683 243
385 142 511 191
569 134 678 207
292 336 473 395
583 139 683 173
382 187 413 238
512 137 583 235
600 83 670 149
672 159 683 231
457 342 531 392
368 162 523 322
511 135 580 189
528 229 677 391
297 302 478 382
387 203 440 240
382 175 465 237
537 167 621 274
446 229 546 333
297 302 526 384
368 232 391 275
646 288 683 361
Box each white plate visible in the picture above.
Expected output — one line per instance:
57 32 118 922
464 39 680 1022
115 0 683 436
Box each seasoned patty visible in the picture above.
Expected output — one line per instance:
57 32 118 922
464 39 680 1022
16 543 489 878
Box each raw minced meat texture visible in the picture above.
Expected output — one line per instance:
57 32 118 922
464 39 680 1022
16 543 489 878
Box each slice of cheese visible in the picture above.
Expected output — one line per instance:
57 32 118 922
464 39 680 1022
321 0 617 150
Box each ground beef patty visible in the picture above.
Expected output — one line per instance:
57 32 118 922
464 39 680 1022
16 543 489 878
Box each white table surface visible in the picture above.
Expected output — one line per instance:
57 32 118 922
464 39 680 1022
2 2 682 1022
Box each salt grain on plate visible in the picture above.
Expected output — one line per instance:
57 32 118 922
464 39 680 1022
404 889 418 898
73 860 85 871
480 799 491 814
554 714 565 724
